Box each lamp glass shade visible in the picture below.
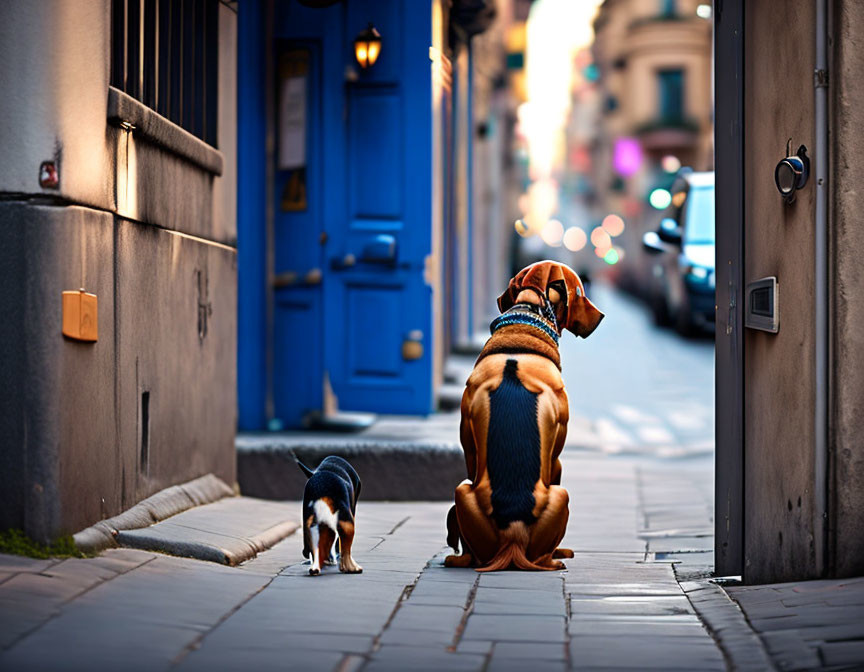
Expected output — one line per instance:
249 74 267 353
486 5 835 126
354 24 381 69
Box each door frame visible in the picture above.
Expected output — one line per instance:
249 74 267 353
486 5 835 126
714 0 745 577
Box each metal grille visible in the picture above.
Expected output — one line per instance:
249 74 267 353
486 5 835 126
111 0 220 146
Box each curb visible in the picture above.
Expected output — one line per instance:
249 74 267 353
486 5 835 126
115 518 299 566
73 474 234 554
680 579 777 672
237 439 466 501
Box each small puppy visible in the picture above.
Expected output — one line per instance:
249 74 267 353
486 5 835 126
296 455 363 576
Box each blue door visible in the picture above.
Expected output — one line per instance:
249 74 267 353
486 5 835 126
323 0 434 414
271 41 325 427
243 0 435 428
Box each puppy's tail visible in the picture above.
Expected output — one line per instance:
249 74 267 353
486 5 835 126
476 521 552 572
294 455 315 479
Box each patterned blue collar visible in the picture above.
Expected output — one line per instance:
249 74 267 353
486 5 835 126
490 304 560 345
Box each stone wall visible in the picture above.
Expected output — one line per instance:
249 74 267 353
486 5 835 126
0 1 237 541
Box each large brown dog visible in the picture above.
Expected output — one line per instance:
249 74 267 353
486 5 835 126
445 261 603 571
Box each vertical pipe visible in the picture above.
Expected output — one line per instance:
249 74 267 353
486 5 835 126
814 0 829 577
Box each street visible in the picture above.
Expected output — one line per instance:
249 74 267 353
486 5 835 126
0 285 727 671
561 282 714 458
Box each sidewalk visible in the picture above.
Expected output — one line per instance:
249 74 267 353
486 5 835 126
0 449 735 671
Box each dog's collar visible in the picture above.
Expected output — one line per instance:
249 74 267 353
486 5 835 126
490 304 560 345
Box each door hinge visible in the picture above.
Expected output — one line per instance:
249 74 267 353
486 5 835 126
814 69 829 89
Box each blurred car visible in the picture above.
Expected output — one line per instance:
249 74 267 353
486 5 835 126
642 171 715 335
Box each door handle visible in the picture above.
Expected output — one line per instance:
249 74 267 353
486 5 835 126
330 235 398 270
360 234 397 265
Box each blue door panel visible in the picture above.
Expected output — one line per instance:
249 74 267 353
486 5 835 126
346 283 402 377
273 289 323 427
327 269 432 413
349 89 403 219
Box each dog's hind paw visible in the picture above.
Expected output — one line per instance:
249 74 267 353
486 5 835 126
444 553 474 568
552 547 574 559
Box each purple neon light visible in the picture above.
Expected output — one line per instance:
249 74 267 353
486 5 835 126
613 137 642 177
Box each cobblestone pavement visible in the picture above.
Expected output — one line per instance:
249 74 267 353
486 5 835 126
726 578 864 671
0 451 730 671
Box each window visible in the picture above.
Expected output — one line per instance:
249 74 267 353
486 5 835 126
658 69 684 122
661 0 676 17
111 0 219 146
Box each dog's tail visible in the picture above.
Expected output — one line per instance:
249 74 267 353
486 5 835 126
294 455 315 479
475 521 553 572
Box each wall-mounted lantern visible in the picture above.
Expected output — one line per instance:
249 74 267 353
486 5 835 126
354 24 382 69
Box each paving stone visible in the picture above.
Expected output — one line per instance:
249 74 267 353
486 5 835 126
570 634 725 670
462 614 566 643
568 582 682 597
819 640 864 668
492 641 567 660
568 619 709 638
181 646 346 672
0 557 270 670
570 596 693 617
456 640 492 655
388 604 465 633
478 573 565 592
474 585 566 608
407 578 472 606
0 556 56 574
367 645 485 672
487 657 567 672
378 626 456 648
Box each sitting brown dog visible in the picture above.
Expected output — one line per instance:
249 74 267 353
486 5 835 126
445 261 603 571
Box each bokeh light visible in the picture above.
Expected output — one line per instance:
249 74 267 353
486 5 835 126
696 4 712 19
649 188 672 210
601 214 625 237
540 219 564 246
613 137 643 177
562 226 587 251
515 219 531 237
661 155 681 173
604 248 620 265
594 246 608 258
590 226 612 250
672 190 687 208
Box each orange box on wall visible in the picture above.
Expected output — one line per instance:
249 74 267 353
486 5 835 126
62 290 98 342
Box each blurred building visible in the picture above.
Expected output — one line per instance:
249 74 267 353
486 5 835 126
589 0 712 291
0 1 239 542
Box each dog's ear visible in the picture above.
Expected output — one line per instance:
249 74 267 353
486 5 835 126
566 293 604 338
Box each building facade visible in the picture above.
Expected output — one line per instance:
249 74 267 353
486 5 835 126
0 1 239 542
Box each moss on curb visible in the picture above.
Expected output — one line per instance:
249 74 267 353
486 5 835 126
0 529 88 559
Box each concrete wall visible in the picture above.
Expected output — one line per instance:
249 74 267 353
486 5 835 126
743 0 818 583
830 0 864 578
0 1 238 541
